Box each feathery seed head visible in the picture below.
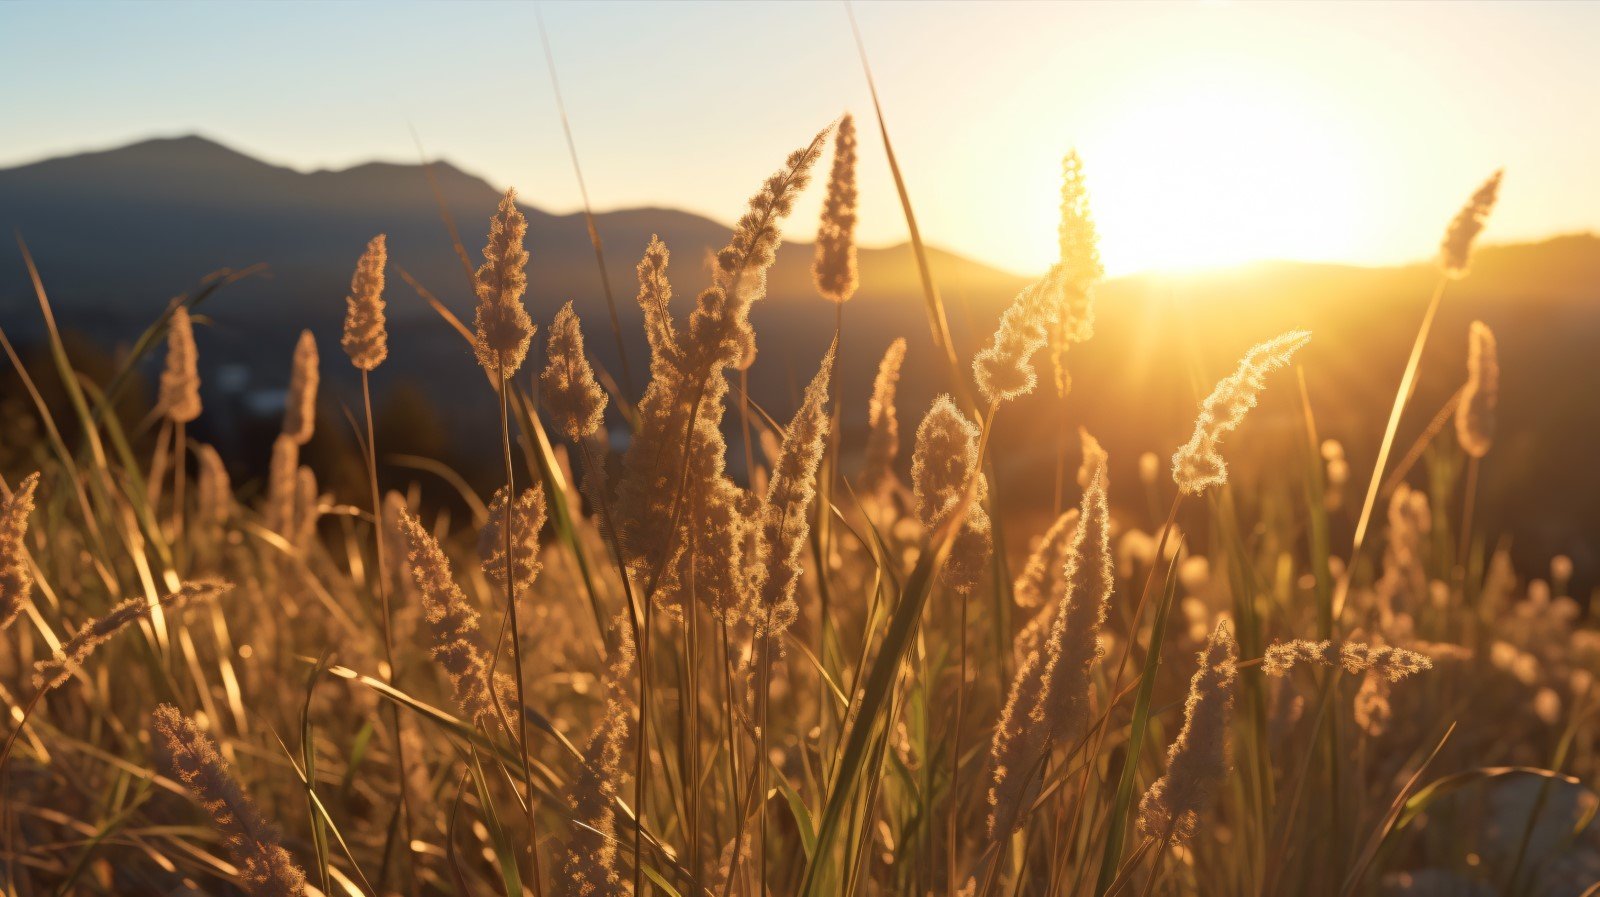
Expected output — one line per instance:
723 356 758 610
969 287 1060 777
1012 509 1079 610
1078 427 1107 489
398 507 511 727
282 330 318 445
1137 619 1238 844
479 486 548 596
813 113 859 304
473 189 535 376
911 395 992 595
1 472 40 631
36 580 231 691
636 235 685 378
1033 468 1114 745
160 306 202 423
1440 169 1502 278
151 703 307 897
974 264 1069 406
752 344 835 634
541 301 608 441
862 338 908 501
1455 320 1498 458
1171 330 1310 494
1056 149 1103 343
341 234 388 371
265 435 299 539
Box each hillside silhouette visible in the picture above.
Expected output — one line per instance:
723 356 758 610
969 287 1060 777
2 135 1596 587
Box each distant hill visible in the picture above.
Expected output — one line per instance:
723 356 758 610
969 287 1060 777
2 136 1597 587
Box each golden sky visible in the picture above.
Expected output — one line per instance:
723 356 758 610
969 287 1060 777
3 1 1596 276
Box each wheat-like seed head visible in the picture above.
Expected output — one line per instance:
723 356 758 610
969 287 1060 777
282 330 318 445
1033 468 1114 738
35 580 231 690
473 189 535 377
636 234 684 378
1077 427 1107 490
341 234 388 371
861 337 907 501
813 113 859 304
1171 330 1311 494
541 301 608 441
1440 169 1503 278
160 306 202 423
911 395 992 595
752 343 835 635
1 472 41 630
974 264 1069 406
264 434 299 539
151 703 307 897
479 485 548 597
556 616 636 897
1137 618 1238 844
1012 508 1079 611
398 507 512 728
1455 320 1498 458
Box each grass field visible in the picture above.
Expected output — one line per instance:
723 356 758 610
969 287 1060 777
1 110 1595 897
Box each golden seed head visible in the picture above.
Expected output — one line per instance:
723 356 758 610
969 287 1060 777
1172 330 1310 494
473 190 535 376
159 306 202 423
1455 320 1498 458
540 301 608 441
862 337 908 500
1 472 41 631
1440 169 1503 278
813 113 859 304
282 330 319 445
342 234 389 371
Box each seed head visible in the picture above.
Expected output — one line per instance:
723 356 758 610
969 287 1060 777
151 703 307 897
1455 320 1498 458
341 234 388 371
1172 330 1310 494
1 473 41 630
36 580 230 691
813 113 859 304
473 189 535 376
160 306 202 423
912 396 992 595
541 302 608 441
861 338 907 501
751 344 834 635
479 486 548 597
282 330 319 445
1440 170 1502 278
1137 619 1238 845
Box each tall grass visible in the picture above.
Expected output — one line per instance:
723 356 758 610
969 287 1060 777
0 113 1593 897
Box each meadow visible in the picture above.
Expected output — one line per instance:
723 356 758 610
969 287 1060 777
0 109 1596 897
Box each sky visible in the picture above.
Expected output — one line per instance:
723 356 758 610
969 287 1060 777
2 1 1597 277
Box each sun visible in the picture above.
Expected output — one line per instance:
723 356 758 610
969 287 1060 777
1083 73 1370 276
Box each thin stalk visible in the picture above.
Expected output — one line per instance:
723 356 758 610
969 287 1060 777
1456 456 1480 588
361 370 416 890
173 421 186 573
497 364 544 896
948 593 969 892
1339 276 1449 621
535 8 634 397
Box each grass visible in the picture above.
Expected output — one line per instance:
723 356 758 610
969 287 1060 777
0 112 1592 897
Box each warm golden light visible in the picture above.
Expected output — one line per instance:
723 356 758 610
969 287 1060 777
1085 73 1370 275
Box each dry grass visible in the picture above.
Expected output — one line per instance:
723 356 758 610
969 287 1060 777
0 125 1595 897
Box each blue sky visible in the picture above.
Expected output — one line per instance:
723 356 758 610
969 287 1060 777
4 1 1597 275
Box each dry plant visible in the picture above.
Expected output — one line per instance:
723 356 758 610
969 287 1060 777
0 109 1588 897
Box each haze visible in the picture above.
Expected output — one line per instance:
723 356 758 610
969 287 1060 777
3 0 1597 275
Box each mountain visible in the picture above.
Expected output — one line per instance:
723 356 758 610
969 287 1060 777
2 136 1598 587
